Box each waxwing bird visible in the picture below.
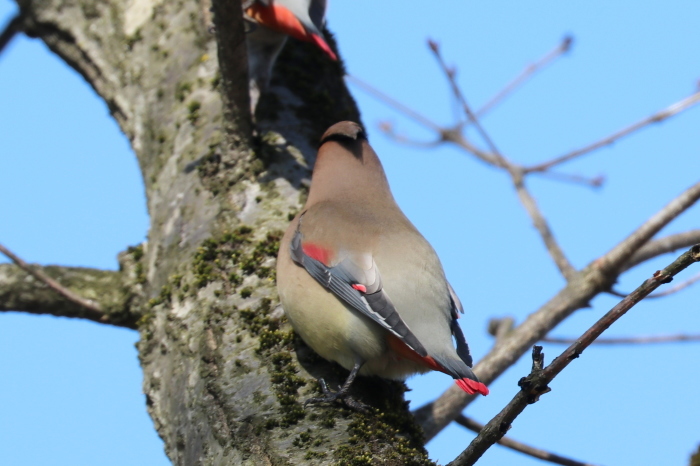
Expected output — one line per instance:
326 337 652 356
243 0 337 114
276 121 489 409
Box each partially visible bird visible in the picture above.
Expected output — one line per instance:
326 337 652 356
244 0 337 114
276 121 489 409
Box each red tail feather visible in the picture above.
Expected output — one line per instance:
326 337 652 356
456 378 489 396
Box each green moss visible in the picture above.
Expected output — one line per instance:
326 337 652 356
187 101 201 125
332 403 433 466
175 81 192 102
125 28 143 50
304 451 327 460
210 72 221 90
136 312 154 328
239 287 253 298
134 263 146 284
239 231 282 277
192 227 254 289
128 244 144 261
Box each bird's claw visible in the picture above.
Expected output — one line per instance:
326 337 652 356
303 378 369 412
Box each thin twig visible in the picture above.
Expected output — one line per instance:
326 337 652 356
526 91 700 173
345 75 444 132
543 333 700 345
477 36 573 117
0 242 106 320
0 12 24 56
607 271 700 299
346 74 502 165
455 415 599 466
597 181 700 275
534 170 605 189
429 40 577 279
449 245 700 466
514 174 578 280
378 121 443 148
623 230 700 272
428 39 508 167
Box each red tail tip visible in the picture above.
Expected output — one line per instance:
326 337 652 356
456 378 489 396
310 34 338 61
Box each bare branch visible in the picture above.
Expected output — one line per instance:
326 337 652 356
429 42 578 278
455 415 599 466
0 242 105 317
533 170 605 189
428 39 508 167
608 270 700 300
0 260 138 329
543 332 700 345
597 181 700 275
477 36 573 117
414 182 700 441
346 75 444 132
448 245 700 466
526 91 700 173
0 12 24 56
623 230 700 272
378 121 444 148
488 317 515 342
514 175 578 280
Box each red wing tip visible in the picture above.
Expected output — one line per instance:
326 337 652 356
456 378 489 396
310 34 338 61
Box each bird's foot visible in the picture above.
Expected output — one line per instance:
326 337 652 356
303 378 369 412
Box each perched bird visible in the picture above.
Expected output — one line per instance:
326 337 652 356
277 121 489 408
244 0 337 114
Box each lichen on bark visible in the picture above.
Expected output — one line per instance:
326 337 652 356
11 0 434 463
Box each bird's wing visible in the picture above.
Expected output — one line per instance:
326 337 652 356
290 225 428 357
308 0 327 30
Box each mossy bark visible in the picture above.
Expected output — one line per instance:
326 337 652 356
14 0 435 463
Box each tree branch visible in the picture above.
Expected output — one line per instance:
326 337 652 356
622 230 700 272
455 415 599 466
414 181 700 441
346 75 444 133
542 332 700 345
428 39 508 167
525 91 700 173
449 244 700 466
429 41 579 279
0 242 104 316
476 36 573 118
0 260 138 329
513 174 578 280
608 270 700 299
0 12 24 56
597 182 700 275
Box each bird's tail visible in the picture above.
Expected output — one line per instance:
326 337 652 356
432 354 489 396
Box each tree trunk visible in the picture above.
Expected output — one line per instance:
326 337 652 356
15 0 433 463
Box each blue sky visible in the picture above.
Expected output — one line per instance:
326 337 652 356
1 1 699 465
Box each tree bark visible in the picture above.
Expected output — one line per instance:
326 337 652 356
13 0 432 463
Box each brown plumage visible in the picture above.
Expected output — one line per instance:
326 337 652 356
277 121 488 408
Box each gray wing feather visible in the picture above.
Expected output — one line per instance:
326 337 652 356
291 228 427 357
447 281 464 316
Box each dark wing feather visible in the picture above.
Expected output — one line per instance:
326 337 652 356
290 227 427 357
451 318 474 368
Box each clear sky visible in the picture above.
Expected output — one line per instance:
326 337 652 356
1 1 699 465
